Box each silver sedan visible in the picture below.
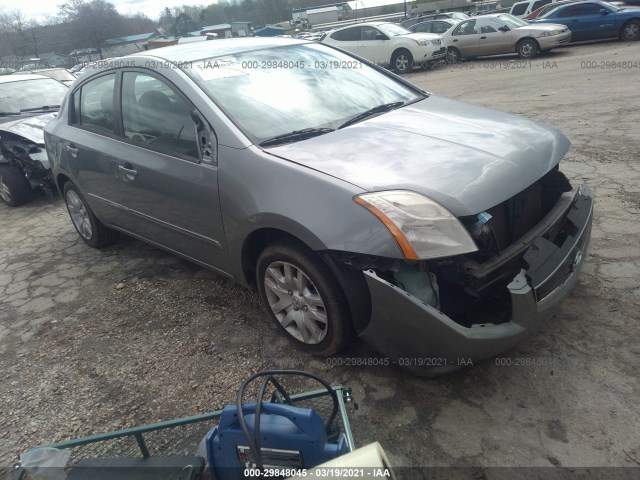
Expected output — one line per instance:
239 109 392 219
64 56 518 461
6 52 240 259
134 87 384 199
45 38 592 375
444 13 571 62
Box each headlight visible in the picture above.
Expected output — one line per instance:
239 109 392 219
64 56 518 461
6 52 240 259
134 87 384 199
430 39 442 46
412 38 428 46
540 30 563 37
354 190 478 260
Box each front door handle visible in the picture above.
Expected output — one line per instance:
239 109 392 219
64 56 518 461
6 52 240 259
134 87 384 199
118 164 138 181
65 145 78 157
480 36 487 39
453 39 458 42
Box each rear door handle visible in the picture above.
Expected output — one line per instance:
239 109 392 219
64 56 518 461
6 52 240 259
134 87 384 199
118 164 138 181
65 145 78 157
480 36 487 39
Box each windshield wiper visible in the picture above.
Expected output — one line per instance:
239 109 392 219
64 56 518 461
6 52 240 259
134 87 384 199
0 112 21 117
260 127 335 147
339 102 405 129
20 105 60 113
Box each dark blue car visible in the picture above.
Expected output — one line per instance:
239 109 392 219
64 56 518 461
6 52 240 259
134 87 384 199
535 0 640 41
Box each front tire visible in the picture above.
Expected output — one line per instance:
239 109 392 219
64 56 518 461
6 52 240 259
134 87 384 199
446 47 461 64
620 20 640 41
391 49 414 74
517 39 538 59
257 239 354 356
63 182 117 248
0 164 32 207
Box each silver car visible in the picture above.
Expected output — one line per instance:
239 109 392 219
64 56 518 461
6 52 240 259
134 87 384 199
444 13 571 62
45 38 593 375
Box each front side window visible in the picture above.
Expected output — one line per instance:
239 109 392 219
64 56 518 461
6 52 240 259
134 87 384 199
511 3 529 15
121 72 199 160
361 26 383 41
532 0 552 10
76 73 116 134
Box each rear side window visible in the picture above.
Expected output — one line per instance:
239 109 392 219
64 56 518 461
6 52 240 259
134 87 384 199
532 0 552 10
331 27 360 41
511 2 529 15
74 73 116 134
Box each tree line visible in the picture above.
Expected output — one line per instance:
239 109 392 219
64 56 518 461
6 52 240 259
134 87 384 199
0 0 349 63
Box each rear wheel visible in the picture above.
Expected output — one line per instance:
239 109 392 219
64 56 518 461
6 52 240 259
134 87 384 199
0 164 32 207
63 182 117 248
517 39 538 59
391 49 414 74
257 238 354 356
620 20 640 41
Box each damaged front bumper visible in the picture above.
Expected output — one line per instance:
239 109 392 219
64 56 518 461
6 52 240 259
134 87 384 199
358 185 593 375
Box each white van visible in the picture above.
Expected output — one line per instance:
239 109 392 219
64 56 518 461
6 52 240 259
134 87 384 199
509 0 557 17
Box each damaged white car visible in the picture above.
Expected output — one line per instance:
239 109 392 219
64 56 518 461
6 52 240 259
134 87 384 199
0 74 67 206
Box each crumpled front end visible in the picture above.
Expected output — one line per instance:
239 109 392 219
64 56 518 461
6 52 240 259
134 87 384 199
357 184 593 375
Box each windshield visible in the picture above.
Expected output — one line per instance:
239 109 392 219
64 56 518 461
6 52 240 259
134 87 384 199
183 43 424 145
377 23 412 36
0 78 68 114
37 69 76 82
497 14 530 28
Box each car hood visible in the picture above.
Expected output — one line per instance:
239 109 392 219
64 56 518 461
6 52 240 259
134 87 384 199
0 112 55 144
267 95 570 217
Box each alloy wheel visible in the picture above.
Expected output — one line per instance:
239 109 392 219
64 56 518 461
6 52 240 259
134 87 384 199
66 190 93 240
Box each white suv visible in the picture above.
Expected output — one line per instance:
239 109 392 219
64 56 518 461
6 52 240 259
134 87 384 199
509 0 561 17
321 22 446 74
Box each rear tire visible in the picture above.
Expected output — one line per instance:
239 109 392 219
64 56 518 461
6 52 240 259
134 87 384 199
63 181 117 248
391 49 414 74
0 164 32 207
256 238 355 356
620 20 640 41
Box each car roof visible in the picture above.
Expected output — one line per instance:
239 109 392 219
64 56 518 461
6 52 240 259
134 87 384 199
331 21 391 31
134 37 309 63
0 73 50 84
414 19 458 25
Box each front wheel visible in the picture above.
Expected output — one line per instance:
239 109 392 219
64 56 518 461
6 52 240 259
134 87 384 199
391 49 414 74
0 164 32 207
620 20 640 41
446 48 461 64
257 239 354 356
63 182 117 248
517 39 538 59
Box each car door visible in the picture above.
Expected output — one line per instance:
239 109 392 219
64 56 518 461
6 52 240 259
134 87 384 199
64 69 229 272
358 26 390 65
555 3 616 40
475 17 513 55
450 19 482 57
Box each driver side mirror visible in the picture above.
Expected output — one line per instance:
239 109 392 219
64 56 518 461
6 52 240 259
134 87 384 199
498 25 510 32
191 110 217 166
375 33 388 40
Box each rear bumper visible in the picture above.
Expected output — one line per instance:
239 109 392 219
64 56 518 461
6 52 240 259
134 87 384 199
358 185 593 375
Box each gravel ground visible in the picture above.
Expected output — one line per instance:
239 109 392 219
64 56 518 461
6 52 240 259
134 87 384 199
1 39 639 474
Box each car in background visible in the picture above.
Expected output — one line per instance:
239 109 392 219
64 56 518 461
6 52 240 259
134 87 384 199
444 13 571 62
0 74 68 206
44 38 593 374
14 67 77 86
0 67 16 75
400 11 469 29
510 0 564 17
534 0 640 41
409 18 459 34
321 22 446 73
525 0 576 19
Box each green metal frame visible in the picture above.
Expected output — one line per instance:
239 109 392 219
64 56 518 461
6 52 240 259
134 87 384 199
13 386 354 479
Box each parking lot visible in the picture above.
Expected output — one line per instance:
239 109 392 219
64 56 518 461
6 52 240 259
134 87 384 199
1 39 639 473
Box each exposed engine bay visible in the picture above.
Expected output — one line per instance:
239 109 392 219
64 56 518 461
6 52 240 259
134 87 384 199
330 167 584 329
